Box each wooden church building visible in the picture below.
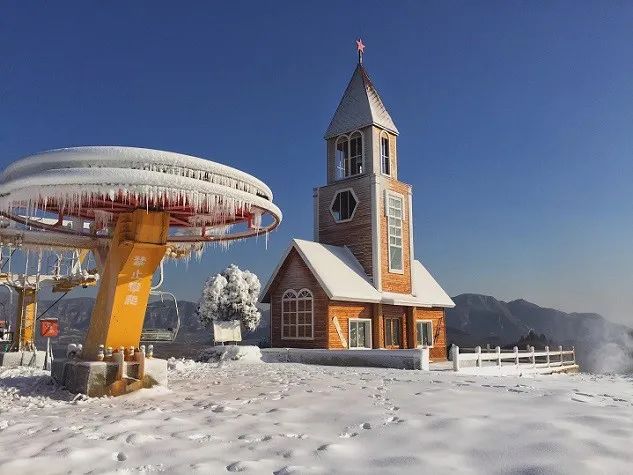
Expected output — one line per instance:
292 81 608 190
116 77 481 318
261 43 454 360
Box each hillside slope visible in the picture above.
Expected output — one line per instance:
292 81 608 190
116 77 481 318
446 293 633 373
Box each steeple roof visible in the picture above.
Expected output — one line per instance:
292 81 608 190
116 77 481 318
324 63 399 139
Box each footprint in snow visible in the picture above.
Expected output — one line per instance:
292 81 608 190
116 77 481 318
281 433 308 439
238 434 273 443
274 465 324 475
227 461 260 472
317 443 339 452
384 416 404 425
571 394 592 403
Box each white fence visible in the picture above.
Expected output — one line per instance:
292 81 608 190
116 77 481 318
451 345 578 375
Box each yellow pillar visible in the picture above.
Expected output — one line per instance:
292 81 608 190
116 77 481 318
83 210 169 360
11 287 37 351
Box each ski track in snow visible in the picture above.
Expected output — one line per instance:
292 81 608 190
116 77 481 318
0 361 632 474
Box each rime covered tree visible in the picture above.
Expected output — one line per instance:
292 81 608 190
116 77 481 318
197 264 261 331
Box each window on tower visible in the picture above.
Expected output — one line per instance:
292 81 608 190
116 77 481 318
335 131 364 180
386 191 404 273
330 189 358 222
381 133 390 176
349 132 363 175
335 137 348 180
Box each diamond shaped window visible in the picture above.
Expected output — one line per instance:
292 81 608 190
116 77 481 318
331 189 358 222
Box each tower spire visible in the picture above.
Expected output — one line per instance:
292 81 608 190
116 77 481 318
356 38 365 64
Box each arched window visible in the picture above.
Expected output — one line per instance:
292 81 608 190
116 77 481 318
380 132 390 176
281 288 314 339
335 135 348 180
335 131 364 180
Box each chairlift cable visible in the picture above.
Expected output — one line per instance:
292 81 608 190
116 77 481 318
36 291 70 322
0 249 16 271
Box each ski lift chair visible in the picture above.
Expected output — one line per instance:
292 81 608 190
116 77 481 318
0 324 12 352
140 290 180 343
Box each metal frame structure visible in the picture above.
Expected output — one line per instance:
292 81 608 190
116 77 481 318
0 147 282 368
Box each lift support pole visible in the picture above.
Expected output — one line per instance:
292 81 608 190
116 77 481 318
11 287 37 351
83 210 169 360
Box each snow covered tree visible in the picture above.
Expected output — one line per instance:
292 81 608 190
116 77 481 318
197 264 262 331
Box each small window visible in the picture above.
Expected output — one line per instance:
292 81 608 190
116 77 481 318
335 137 349 180
381 134 390 175
282 289 314 340
349 319 372 349
330 189 358 222
416 321 433 347
386 192 404 272
384 317 401 347
334 131 364 180
349 132 363 176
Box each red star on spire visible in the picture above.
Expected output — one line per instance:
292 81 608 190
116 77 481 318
356 38 365 64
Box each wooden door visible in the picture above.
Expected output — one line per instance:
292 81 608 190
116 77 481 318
384 317 402 349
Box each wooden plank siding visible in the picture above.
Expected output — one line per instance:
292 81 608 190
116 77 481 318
266 247 449 360
414 308 447 360
269 248 329 349
316 174 374 279
327 301 373 349
372 303 383 350
379 179 413 294
370 126 398 180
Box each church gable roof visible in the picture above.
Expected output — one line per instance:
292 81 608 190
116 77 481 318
261 239 454 308
260 239 380 303
324 64 399 139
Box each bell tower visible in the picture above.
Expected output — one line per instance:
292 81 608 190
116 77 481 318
314 40 414 294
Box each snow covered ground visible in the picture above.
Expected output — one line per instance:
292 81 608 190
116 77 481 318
0 357 632 474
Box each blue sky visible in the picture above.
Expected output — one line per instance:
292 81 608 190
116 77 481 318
2 1 633 324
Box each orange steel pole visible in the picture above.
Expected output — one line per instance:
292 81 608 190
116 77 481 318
82 210 169 360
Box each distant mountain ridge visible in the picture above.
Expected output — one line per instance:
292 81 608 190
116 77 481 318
3 293 629 373
16 297 268 348
445 293 629 346
446 293 633 373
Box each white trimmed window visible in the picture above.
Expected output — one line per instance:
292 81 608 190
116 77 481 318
380 133 390 176
335 131 364 180
349 318 372 349
386 191 404 273
281 289 314 339
416 321 434 347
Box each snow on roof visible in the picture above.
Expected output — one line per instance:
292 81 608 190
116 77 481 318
261 239 381 303
261 239 454 308
411 260 454 308
324 64 399 139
